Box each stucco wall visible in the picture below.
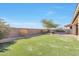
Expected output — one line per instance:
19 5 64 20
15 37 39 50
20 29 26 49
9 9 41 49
72 25 76 35
71 10 79 35
78 24 79 35
78 15 79 35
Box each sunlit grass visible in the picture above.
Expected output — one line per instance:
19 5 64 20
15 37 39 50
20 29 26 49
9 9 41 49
0 34 78 56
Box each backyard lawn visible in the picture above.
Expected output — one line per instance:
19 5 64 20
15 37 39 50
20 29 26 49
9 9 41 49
0 34 78 56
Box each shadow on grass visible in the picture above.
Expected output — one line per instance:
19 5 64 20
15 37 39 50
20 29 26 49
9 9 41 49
0 41 15 52
0 33 47 52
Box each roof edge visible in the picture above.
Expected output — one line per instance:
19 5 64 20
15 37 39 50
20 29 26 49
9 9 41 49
72 4 79 24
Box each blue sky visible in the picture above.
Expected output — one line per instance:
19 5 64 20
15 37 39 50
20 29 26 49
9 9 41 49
0 3 77 28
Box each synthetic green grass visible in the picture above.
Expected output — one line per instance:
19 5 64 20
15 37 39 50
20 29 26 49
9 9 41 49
0 34 78 56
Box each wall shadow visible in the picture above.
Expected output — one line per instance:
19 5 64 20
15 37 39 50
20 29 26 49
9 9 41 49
0 41 15 52
0 32 48 52
19 32 48 40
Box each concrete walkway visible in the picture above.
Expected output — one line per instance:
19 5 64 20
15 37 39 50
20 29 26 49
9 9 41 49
59 34 78 40
48 33 78 40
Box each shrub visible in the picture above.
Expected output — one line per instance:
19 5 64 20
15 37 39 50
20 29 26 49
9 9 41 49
0 31 5 39
19 29 28 36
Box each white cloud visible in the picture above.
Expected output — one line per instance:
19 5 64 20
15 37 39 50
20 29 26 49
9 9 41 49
46 11 56 17
0 17 7 20
47 11 54 15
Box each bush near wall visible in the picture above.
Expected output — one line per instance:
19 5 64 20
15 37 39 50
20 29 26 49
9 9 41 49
19 29 28 36
0 31 5 39
41 29 49 33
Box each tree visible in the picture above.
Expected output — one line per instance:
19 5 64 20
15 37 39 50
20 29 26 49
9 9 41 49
42 19 58 28
42 19 58 34
0 18 10 39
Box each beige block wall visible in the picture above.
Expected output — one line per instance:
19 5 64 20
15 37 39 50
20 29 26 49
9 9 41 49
27 29 42 35
7 29 20 37
7 28 43 38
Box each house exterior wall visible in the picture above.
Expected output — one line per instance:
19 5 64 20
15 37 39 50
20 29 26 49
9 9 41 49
71 15 78 35
72 25 77 35
71 4 79 35
78 24 79 35
78 15 79 35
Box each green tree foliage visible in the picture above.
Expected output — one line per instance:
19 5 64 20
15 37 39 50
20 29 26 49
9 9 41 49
0 18 10 39
42 19 58 28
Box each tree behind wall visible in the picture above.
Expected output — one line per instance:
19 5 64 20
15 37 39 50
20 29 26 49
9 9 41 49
42 19 58 34
42 19 58 28
0 18 10 39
